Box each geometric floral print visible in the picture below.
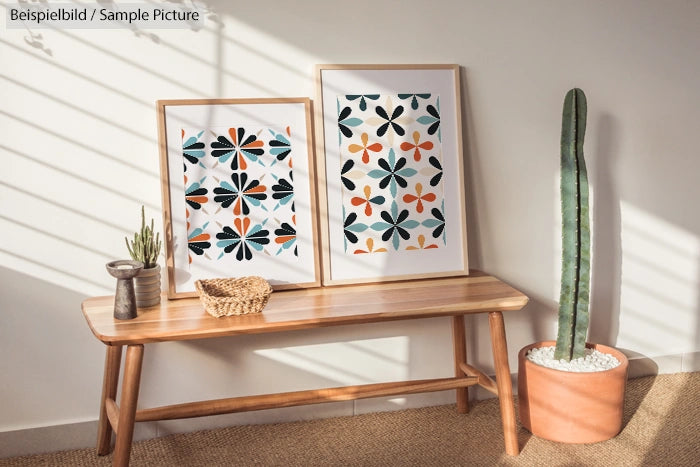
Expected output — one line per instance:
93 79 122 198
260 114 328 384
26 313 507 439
336 94 446 254
181 126 298 264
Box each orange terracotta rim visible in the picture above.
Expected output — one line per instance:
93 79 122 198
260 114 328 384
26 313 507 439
518 340 629 378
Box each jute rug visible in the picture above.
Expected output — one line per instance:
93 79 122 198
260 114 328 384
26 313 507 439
1 372 698 466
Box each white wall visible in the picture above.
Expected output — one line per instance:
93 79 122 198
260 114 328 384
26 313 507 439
2 0 699 456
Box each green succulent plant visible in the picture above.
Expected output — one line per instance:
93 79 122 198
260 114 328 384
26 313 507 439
125 206 162 269
554 88 591 362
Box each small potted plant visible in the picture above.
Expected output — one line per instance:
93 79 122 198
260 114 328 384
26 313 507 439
125 206 163 308
517 88 629 443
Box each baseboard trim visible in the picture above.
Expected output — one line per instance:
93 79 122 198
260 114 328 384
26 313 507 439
0 419 156 459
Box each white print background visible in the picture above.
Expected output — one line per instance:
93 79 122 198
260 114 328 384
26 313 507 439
183 126 297 260
337 93 447 254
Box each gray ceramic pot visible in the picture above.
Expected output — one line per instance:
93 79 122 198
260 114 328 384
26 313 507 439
106 260 144 320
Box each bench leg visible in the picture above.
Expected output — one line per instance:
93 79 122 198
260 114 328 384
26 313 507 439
489 311 519 456
452 315 469 413
97 345 122 455
113 344 144 467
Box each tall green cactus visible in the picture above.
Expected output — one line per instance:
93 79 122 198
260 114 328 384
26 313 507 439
125 206 162 269
554 88 591 362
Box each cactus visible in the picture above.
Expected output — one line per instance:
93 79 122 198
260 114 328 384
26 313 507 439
554 88 591 362
125 206 162 269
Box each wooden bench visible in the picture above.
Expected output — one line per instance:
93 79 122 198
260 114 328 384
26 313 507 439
81 270 528 466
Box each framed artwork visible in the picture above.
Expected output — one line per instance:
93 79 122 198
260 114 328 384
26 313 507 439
157 98 320 298
315 64 469 285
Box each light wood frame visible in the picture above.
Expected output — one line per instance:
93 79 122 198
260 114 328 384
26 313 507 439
314 64 469 285
157 98 321 298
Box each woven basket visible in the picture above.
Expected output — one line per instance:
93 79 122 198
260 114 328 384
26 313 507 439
194 276 272 317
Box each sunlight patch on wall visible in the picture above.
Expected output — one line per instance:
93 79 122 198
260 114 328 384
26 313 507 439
618 202 699 355
254 337 409 386
0 9 322 297
210 13 315 96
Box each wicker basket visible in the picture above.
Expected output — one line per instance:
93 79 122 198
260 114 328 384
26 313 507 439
194 276 272 317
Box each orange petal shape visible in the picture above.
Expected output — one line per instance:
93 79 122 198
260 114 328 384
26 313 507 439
245 184 267 194
188 195 209 204
235 216 251 235
191 233 210 242
275 235 295 245
242 140 264 149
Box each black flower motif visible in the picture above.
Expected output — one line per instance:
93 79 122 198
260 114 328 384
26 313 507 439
216 218 270 261
375 104 406 138
274 222 298 256
272 171 294 212
185 179 208 210
211 128 264 170
423 203 446 243
340 159 356 191
343 210 368 247
269 130 291 163
187 223 211 262
183 131 206 171
417 103 441 139
367 149 417 198
337 102 362 142
213 173 267 216
428 156 443 187
369 201 420 250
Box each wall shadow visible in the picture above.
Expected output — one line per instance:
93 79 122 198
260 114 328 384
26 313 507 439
459 67 484 269
0 265 105 430
588 113 622 347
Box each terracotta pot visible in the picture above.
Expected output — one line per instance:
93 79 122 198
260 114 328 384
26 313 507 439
134 264 161 308
518 340 629 443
